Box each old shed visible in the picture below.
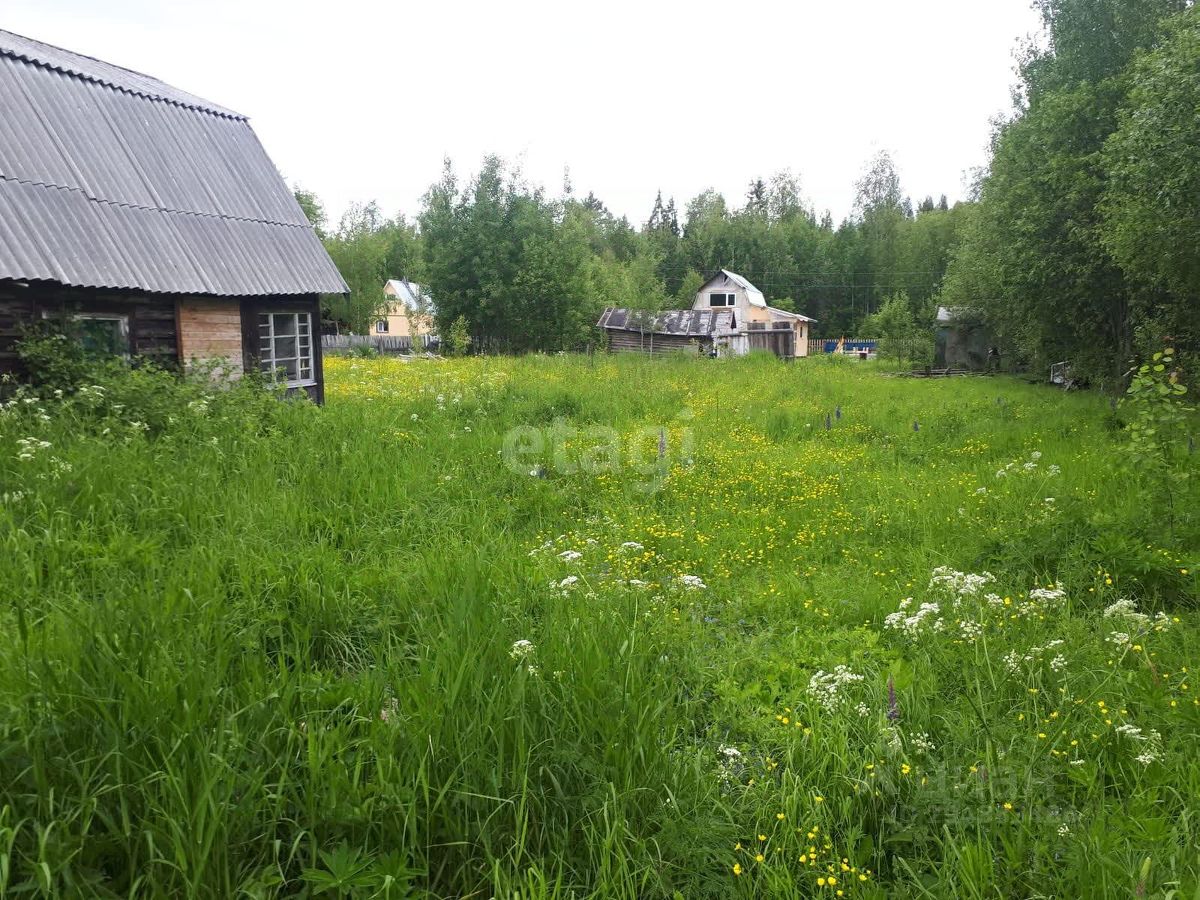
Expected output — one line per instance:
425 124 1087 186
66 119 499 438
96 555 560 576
596 307 736 354
0 29 347 400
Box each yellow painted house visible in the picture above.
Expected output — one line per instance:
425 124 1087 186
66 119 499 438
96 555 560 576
377 279 434 337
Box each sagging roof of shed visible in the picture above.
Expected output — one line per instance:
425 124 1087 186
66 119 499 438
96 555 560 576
0 29 348 297
597 307 736 336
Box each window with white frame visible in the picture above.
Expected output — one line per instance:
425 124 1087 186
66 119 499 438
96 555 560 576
376 319 389 334
258 312 314 386
709 292 735 307
40 310 130 357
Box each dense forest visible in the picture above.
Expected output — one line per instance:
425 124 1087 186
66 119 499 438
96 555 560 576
300 0 1199 379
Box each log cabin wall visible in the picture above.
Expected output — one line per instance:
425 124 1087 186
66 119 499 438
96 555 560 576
0 280 178 375
604 330 710 354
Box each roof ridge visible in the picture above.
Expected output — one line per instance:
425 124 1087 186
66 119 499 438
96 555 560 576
0 173 312 229
0 29 244 119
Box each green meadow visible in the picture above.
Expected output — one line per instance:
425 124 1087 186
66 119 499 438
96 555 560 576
1 352 1197 898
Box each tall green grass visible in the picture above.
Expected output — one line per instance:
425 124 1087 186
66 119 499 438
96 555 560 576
0 353 1196 897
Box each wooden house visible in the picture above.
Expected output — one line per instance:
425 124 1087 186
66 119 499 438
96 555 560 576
0 29 347 401
597 271 816 359
377 279 434 338
691 270 815 358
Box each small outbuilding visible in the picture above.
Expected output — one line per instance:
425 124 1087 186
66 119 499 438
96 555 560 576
0 29 347 400
596 307 736 354
935 306 992 370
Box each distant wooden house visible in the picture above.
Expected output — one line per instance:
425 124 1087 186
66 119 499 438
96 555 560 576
378 279 434 338
597 270 816 359
0 29 347 400
691 270 815 358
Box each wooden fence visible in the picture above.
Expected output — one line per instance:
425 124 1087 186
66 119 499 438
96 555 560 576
322 333 440 354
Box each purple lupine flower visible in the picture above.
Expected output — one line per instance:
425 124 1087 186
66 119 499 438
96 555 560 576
912 419 920 432
835 405 842 421
886 676 900 721
825 413 832 431
658 427 666 460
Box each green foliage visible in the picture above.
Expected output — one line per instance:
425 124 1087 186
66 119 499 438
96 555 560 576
860 292 933 368
944 0 1198 382
1 354 1196 896
322 202 424 334
445 314 472 356
1101 7 1200 355
1120 347 1194 526
14 326 119 393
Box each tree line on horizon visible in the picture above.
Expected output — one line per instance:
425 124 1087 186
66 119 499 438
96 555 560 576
298 0 1199 379
295 152 966 353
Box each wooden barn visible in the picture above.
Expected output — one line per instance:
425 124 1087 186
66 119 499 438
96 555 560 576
596 307 736 354
0 29 347 400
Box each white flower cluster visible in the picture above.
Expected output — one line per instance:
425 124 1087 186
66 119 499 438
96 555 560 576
509 639 538 675
1114 723 1164 765
884 598 945 638
1103 598 1170 631
716 745 746 785
1029 584 1067 604
910 732 936 754
558 550 582 562
556 575 579 595
678 574 707 591
1003 639 1067 675
994 450 1059 479
958 618 984 642
620 541 644 551
929 566 996 602
806 665 864 712
16 437 51 461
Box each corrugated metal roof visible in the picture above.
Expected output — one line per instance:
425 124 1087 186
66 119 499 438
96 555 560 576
384 279 427 308
596 307 735 336
767 306 817 323
0 30 347 297
0 29 242 118
710 270 768 309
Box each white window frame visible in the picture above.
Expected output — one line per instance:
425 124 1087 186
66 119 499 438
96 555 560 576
709 292 735 308
40 310 131 358
258 311 316 388
376 319 389 334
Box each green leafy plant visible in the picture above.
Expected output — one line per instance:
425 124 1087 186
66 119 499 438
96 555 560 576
445 314 472 356
1120 347 1194 529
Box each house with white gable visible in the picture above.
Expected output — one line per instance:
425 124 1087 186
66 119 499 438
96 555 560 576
690 270 815 357
377 279 434 338
597 269 816 358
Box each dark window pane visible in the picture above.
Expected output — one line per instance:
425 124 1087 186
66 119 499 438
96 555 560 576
274 336 297 359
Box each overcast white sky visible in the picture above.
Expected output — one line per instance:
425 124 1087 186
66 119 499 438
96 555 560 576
5 0 1042 228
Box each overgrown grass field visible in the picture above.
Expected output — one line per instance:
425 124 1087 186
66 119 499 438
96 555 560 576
1 353 1197 898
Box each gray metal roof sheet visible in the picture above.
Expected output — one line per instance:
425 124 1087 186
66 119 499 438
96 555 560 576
0 30 347 296
0 29 242 118
596 307 735 336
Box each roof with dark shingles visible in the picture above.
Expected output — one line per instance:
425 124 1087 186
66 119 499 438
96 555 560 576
0 29 347 297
